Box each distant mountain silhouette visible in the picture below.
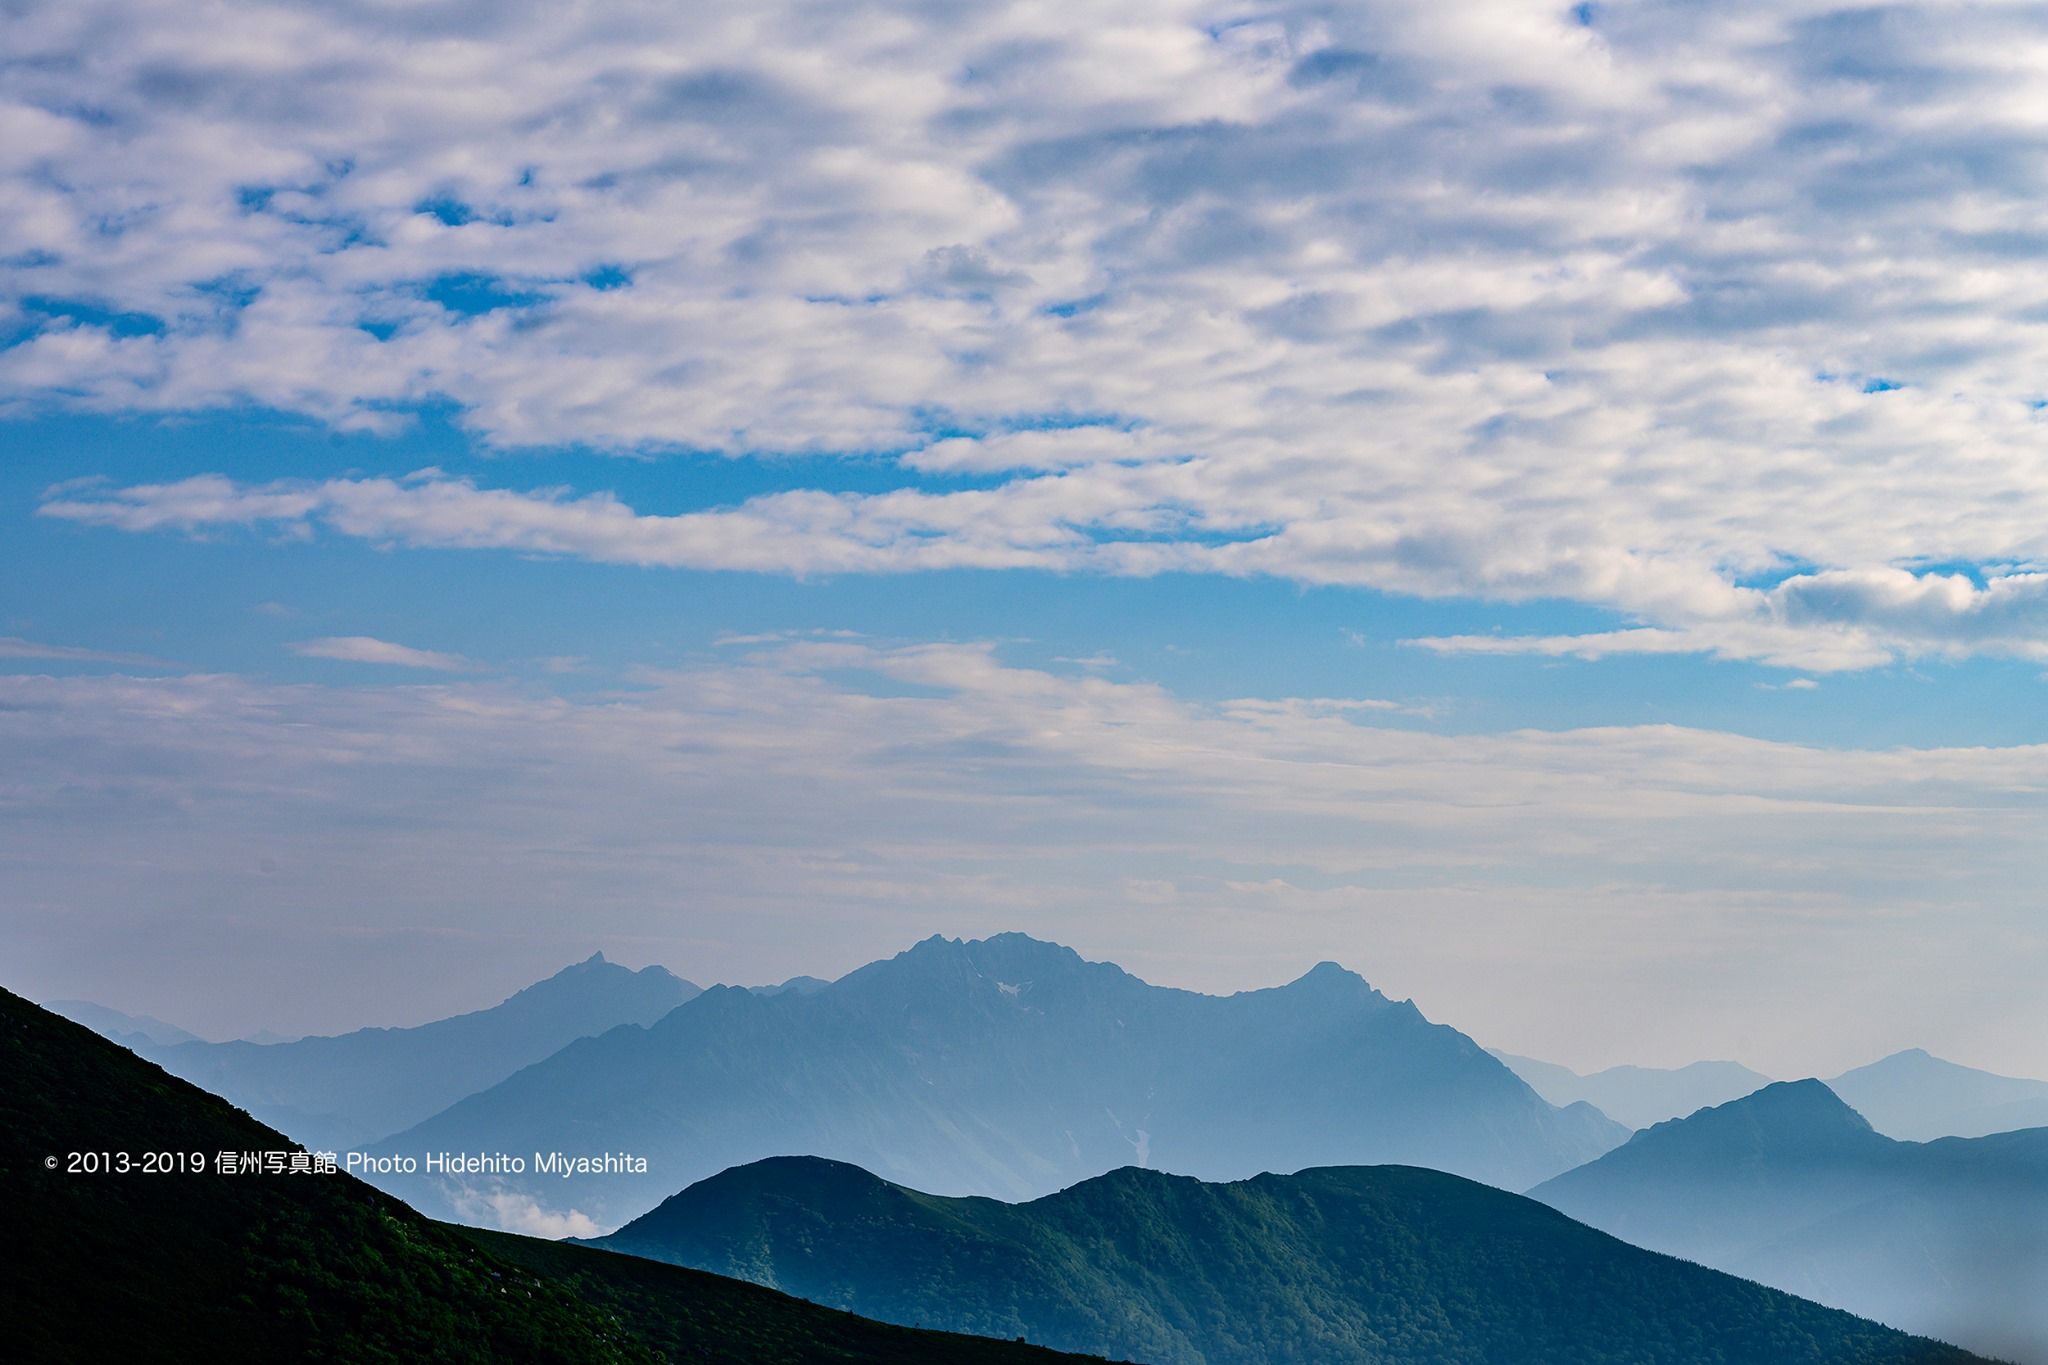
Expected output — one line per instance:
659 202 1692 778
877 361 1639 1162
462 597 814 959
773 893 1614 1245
139 953 700 1149
1828 1048 2048 1141
1489 1049 1774 1128
378 933 1626 1229
591 1154 1982 1365
747 975 831 997
1532 1080 2048 1362
44 997 206 1049
3 985 1114 1365
242 1027 305 1045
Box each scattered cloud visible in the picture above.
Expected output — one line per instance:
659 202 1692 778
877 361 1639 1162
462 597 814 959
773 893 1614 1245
1411 569 2048 671
49 475 2048 668
0 635 172 668
289 636 472 672
447 1188 600 1240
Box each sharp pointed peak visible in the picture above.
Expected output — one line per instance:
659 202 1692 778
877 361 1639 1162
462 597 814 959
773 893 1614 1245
538 951 610 977
1276 959 1383 997
525 950 606 982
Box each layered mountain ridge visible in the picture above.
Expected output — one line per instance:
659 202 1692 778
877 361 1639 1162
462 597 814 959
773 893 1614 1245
1533 1080 2048 1362
1489 1049 1777 1129
376 932 1627 1229
131 953 701 1149
1827 1048 2048 1141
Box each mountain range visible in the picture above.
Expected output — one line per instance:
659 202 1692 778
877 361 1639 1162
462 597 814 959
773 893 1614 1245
1531 1079 2048 1363
375 933 1627 1229
3 983 1117 1365
592 1153 1982 1365
46 997 207 1049
1827 1048 2048 1142
1493 1044 2048 1143
1488 1050 1775 1129
129 953 700 1150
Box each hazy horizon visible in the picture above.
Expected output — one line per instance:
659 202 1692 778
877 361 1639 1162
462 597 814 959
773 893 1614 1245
22 930 2042 1086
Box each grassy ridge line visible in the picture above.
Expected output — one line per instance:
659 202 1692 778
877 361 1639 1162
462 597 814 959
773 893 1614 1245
598 1153 1997 1365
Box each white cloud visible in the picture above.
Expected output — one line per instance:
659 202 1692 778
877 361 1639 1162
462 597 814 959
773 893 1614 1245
289 636 472 671
4 643 2047 1073
12 1 2048 664
47 474 2048 667
0 635 171 667
1412 569 2048 670
448 1188 600 1240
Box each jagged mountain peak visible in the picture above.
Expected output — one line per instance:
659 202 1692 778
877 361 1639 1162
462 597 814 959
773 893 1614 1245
837 932 1123 998
1220 957 1393 1015
510 952 695 1003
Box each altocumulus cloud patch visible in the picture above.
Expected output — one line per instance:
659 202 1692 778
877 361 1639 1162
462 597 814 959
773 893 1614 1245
12 0 2048 666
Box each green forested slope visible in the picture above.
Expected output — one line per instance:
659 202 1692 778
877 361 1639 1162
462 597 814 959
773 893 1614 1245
599 1154 1991 1365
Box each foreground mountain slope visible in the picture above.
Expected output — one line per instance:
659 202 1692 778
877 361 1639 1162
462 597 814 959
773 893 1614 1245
1489 1050 1774 1129
0 985 1115 1365
1827 1049 2048 1141
1532 1081 2048 1362
140 952 700 1149
383 933 1624 1228
595 1154 1981 1365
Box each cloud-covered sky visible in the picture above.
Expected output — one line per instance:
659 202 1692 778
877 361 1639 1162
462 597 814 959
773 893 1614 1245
5 0 2047 1073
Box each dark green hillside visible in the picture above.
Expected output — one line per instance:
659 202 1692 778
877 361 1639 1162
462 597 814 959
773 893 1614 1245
0 986 1111 1365
599 1154 1989 1365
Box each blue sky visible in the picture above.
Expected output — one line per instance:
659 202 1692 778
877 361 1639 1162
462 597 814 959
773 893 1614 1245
13 409 2048 748
6 0 2048 1077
